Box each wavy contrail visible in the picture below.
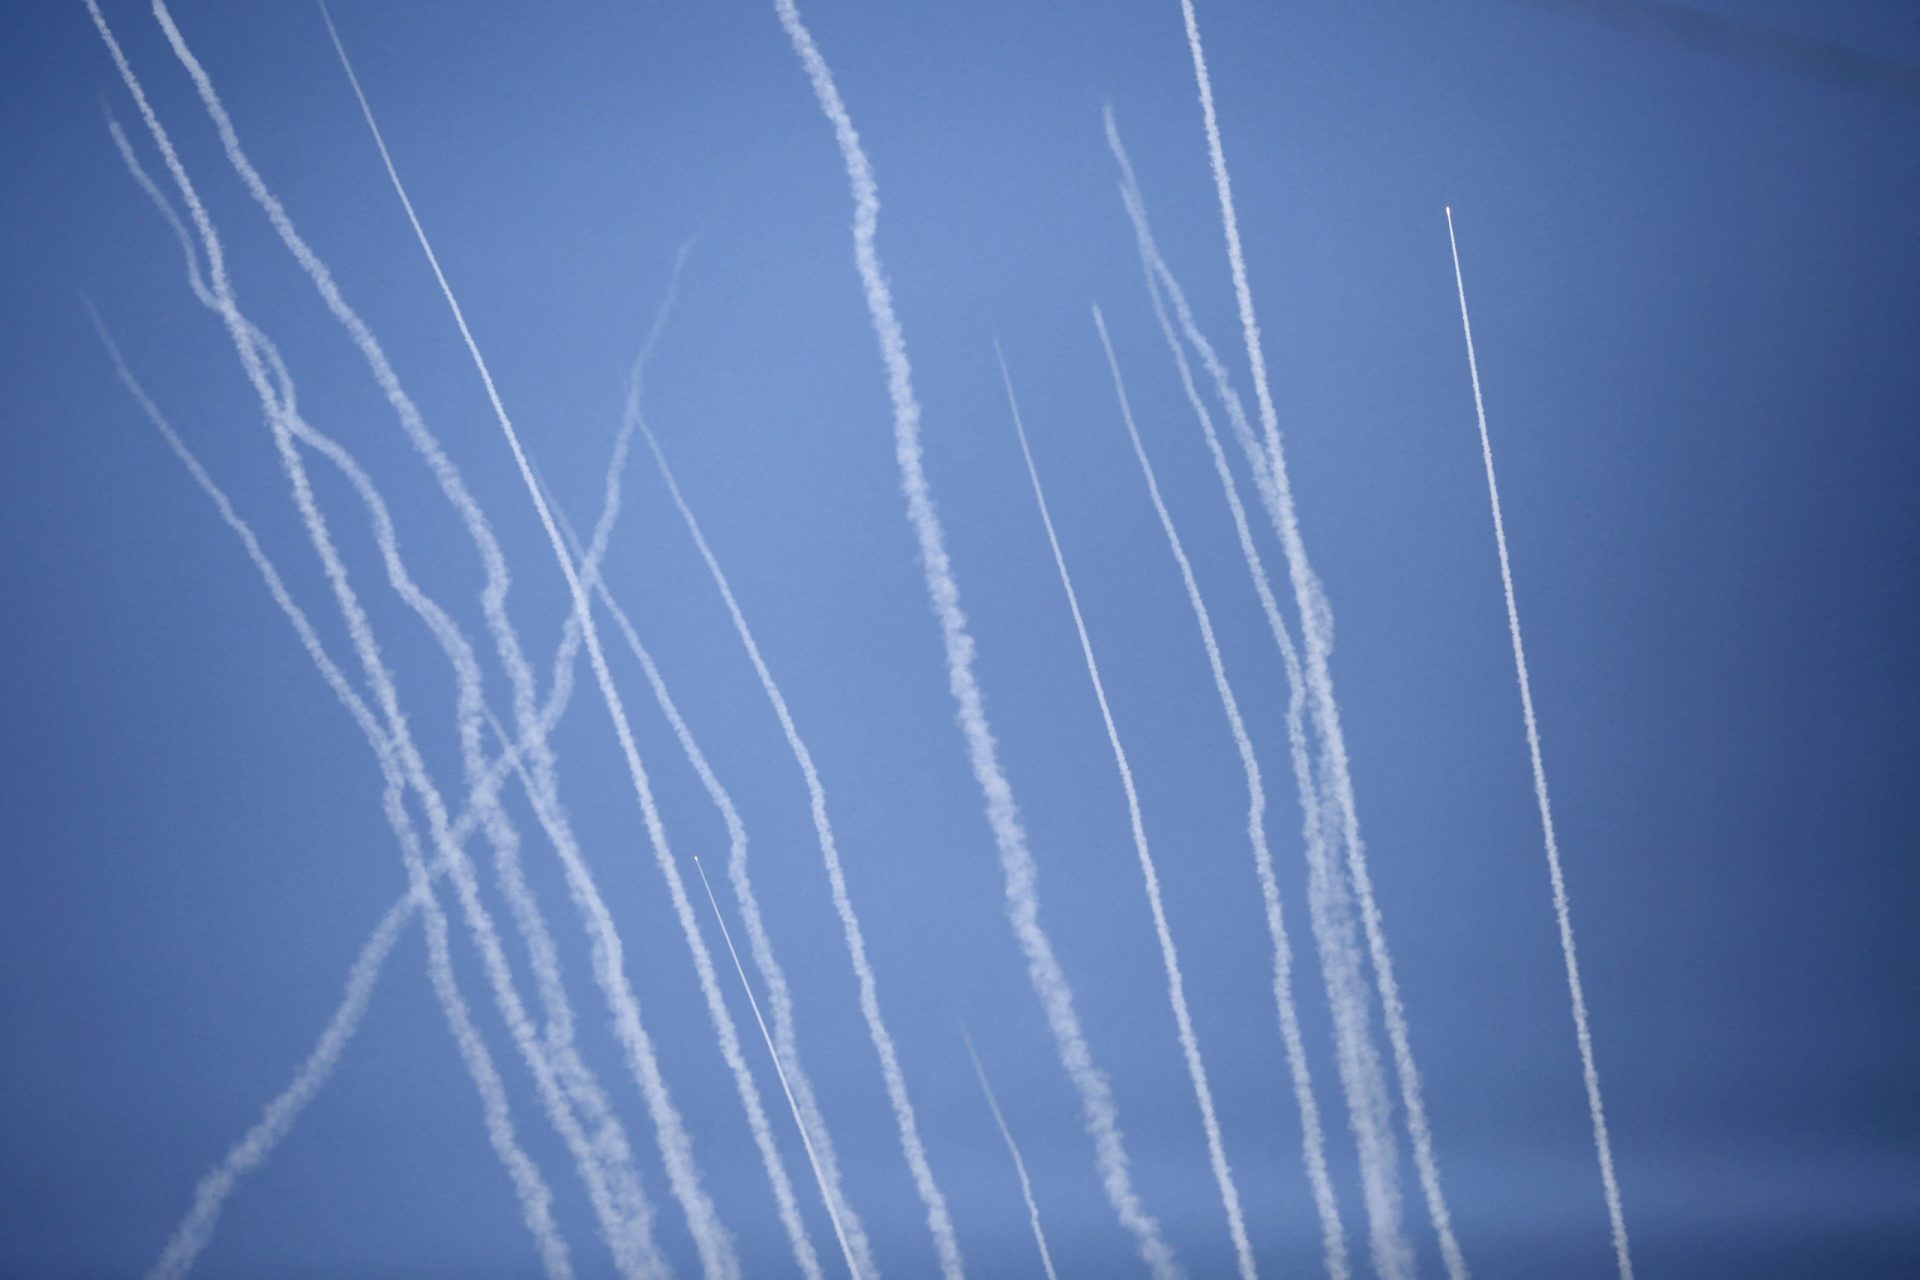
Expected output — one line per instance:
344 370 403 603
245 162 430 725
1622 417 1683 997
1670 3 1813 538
771 1 1176 1274
1446 207 1633 1280
99 109 666 1278
86 10 572 1270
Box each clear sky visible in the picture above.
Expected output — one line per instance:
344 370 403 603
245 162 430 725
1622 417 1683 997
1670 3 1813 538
2 1 1916 1276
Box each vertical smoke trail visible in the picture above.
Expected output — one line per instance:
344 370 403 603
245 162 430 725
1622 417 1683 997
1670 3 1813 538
301 9 816 1276
546 495 878 1280
101 117 667 1280
960 1032 1061 1280
1173 5 1468 1275
636 421 961 1280
1445 208 1634 1280
1106 111 1369 1280
84 11 572 1276
998 347 1258 1280
689 856 865 1280
770 3 1178 1276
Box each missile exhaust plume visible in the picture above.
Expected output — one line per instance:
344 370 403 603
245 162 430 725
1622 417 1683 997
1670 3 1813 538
961 1031 1061 1280
546 490 877 1278
305 6 832 1272
568 279 889 1279
1445 207 1633 1280
770 1 1177 1273
637 418 957 1279
99 103 669 1277
1107 109 1367 1280
86 11 576 1272
999 344 1257 1280
1174 4 1467 1272
692 855 865 1280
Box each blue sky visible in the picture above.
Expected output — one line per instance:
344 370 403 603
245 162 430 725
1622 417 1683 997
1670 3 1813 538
2 1 1916 1276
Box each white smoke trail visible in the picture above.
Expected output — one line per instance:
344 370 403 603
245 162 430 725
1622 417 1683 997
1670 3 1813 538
85 11 573 1275
998 346 1257 1280
1173 5 1468 1275
637 421 959 1280
960 1032 1061 1280
769 3 1177 1275
569 293 889 1280
114 224 708 1280
302 8 820 1275
1445 208 1633 1280
545 494 878 1280
99 110 669 1280
689 856 864 1280
148 7 770 1272
1105 111 1368 1280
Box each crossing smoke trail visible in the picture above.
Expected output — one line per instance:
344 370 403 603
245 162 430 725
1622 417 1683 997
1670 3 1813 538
636 420 960 1280
83 10 575 1275
689 855 865 1280
119 239 702 1279
99 112 667 1279
961 1032 1061 1280
304 7 825 1275
770 2 1178 1275
1105 111 1367 1280
1173 4 1468 1276
998 347 1258 1280
568 298 892 1280
545 491 876 1279
158 7 742 1269
1445 208 1634 1280
91 303 623 1280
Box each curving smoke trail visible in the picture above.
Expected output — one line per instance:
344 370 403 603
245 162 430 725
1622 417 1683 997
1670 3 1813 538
961 1032 1060 1280
147 4 815 1272
770 1 1177 1275
999 345 1257 1280
85 11 577 1275
1106 110 1367 1280
1446 208 1633 1280
1174 3 1467 1275
636 419 959 1280
98 108 668 1279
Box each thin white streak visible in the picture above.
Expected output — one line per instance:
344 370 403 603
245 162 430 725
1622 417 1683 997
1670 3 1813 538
770 2 1175 1274
1106 111 1361 1280
1446 207 1633 1280
999 345 1256 1280
691 856 864 1280
960 1032 1060 1280
1173 5 1467 1274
